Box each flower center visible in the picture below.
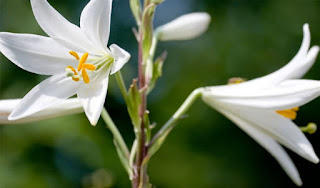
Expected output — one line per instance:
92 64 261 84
66 51 96 84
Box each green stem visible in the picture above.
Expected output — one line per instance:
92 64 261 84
115 71 128 102
148 88 204 148
101 107 130 158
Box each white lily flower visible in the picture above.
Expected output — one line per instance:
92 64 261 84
155 12 211 41
0 0 130 125
0 98 83 124
202 24 320 186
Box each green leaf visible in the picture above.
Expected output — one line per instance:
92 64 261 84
127 79 142 130
129 0 142 25
147 51 167 93
143 111 151 144
151 0 165 4
141 4 156 62
147 129 171 158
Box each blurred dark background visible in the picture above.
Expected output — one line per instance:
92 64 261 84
1 0 320 187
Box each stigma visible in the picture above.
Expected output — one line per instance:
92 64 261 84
66 51 96 84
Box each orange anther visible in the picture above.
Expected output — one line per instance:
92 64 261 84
82 69 90 84
276 107 299 120
83 63 96 71
69 51 80 60
78 53 89 71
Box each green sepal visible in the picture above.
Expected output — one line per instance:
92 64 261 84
129 0 142 25
127 79 142 130
147 51 167 93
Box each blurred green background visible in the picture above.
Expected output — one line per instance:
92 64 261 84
1 0 320 187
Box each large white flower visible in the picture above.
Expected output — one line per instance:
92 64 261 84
202 24 320 186
0 0 130 125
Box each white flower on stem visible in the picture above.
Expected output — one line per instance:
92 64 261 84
0 0 130 125
0 98 83 124
155 12 211 41
202 24 320 186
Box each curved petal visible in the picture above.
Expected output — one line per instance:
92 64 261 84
227 24 315 89
0 98 83 124
77 68 111 125
217 107 302 186
9 74 80 120
204 79 320 110
253 24 312 85
212 103 320 164
0 32 76 75
80 0 112 51
109 44 131 74
30 0 99 53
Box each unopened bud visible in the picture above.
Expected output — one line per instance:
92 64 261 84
155 12 211 41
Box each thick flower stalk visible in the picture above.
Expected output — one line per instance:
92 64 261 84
0 0 130 125
0 98 83 124
201 24 320 185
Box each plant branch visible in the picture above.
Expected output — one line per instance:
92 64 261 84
148 88 204 149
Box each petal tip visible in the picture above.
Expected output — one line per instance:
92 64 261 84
296 181 303 187
298 143 319 163
89 118 98 126
8 113 19 121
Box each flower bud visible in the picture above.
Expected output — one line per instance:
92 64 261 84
156 12 211 41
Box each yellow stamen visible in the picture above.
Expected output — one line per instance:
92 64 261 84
276 107 299 120
83 63 96 71
66 52 96 84
69 51 80 60
66 66 80 81
78 53 89 71
82 69 90 84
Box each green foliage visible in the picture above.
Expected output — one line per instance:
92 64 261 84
127 79 142 130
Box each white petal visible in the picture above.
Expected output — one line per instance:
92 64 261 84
0 98 83 124
204 79 320 110
109 44 131 74
214 103 320 163
9 74 80 120
77 68 111 125
217 107 302 186
80 0 112 51
0 32 76 75
245 24 315 87
156 12 211 41
30 0 98 53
